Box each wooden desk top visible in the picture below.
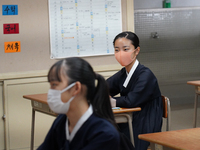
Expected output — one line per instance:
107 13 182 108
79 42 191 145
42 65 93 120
187 80 200 86
23 93 48 104
139 128 200 150
23 93 141 114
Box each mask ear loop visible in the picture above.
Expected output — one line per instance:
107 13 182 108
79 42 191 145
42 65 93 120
131 47 137 59
61 82 76 93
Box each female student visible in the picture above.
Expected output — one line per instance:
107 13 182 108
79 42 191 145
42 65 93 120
37 57 121 150
107 31 163 150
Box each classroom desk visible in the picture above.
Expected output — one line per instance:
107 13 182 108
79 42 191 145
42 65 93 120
138 128 200 150
23 93 141 150
187 80 200 128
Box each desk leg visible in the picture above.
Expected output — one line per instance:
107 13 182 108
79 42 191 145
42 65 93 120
150 143 173 150
193 93 198 128
114 113 135 146
120 114 134 146
150 142 156 150
31 108 35 150
163 146 174 150
127 115 134 146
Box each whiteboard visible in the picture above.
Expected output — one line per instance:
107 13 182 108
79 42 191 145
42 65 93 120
48 0 122 59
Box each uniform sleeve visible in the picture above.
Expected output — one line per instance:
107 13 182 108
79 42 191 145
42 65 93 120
115 69 160 108
106 71 123 97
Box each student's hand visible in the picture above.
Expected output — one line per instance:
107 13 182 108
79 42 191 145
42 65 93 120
110 97 116 108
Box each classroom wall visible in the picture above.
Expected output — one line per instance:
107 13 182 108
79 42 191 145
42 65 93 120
134 0 200 9
0 0 131 74
0 1 134 149
6 0 199 74
134 7 200 105
133 0 200 106
0 0 55 74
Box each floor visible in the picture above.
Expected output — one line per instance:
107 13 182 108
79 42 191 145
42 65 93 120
162 103 200 131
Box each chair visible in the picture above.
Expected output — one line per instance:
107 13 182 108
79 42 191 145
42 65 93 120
161 95 171 131
147 96 171 150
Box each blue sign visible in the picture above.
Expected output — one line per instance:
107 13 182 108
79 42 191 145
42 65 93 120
2 5 18 15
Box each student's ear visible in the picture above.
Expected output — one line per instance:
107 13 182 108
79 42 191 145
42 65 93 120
135 47 140 56
72 81 81 96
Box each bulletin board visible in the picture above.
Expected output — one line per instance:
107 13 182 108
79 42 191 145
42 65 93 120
48 0 123 59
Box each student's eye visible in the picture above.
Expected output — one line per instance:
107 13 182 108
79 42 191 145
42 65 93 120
52 83 57 87
50 82 58 89
124 48 129 51
115 49 119 52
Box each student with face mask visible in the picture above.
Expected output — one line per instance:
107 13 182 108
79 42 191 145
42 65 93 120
107 31 163 150
37 57 121 150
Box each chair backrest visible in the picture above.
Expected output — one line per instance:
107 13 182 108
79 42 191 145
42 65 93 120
162 95 168 118
161 95 171 131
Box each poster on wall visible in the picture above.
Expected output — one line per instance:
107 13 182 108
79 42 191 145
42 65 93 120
2 5 18 15
3 23 19 34
4 41 20 53
48 0 122 59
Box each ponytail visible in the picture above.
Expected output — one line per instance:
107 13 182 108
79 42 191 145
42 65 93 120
91 73 117 129
48 57 118 129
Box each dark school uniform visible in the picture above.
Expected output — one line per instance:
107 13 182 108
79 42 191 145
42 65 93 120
107 63 163 150
37 114 120 150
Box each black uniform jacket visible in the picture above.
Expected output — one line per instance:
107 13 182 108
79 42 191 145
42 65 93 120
37 113 120 150
107 63 163 150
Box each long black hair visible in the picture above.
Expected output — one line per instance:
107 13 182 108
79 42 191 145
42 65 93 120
113 31 140 48
47 57 117 128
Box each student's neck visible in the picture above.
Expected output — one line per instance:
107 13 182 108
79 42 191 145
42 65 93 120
125 59 136 73
67 99 89 133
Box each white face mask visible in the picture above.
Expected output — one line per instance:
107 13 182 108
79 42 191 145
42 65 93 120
47 83 76 114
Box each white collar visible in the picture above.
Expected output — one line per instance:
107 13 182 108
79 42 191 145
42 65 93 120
66 105 93 142
123 59 139 88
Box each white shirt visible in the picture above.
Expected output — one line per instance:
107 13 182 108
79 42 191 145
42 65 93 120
66 105 93 142
123 59 139 88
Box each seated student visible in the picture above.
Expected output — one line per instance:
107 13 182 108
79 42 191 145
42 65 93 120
37 57 121 150
107 31 163 150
